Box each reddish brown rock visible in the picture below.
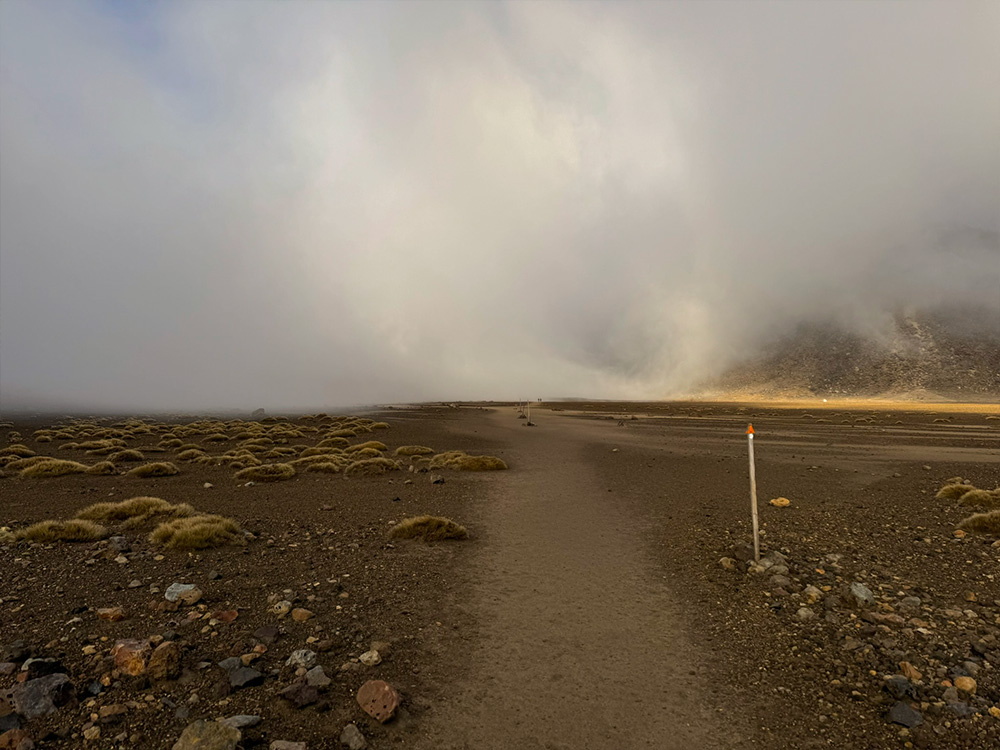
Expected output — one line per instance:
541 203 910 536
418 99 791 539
96 607 126 622
213 610 239 624
147 641 181 681
0 729 34 750
111 639 151 677
290 608 314 623
356 680 400 723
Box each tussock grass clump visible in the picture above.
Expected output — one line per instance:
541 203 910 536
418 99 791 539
317 437 350 449
305 461 344 474
430 452 508 471
78 439 126 451
300 446 344 458
346 440 388 453
158 438 184 449
369 422 390 430
17 519 108 543
395 445 434 457
108 449 144 463
388 515 468 541
203 433 230 443
77 496 193 523
127 462 180 478
20 459 88 478
290 454 349 468
0 444 35 458
329 429 357 438
176 449 208 462
344 457 400 476
58 442 81 451
936 483 975 500
85 461 117 475
234 463 296 482
957 510 1000 536
265 447 298 459
150 514 243 549
2 455 51 470
352 447 383 458
959 488 1000 510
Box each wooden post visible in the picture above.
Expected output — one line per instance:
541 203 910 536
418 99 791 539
747 424 760 562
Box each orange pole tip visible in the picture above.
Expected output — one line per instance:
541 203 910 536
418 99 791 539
746 423 755 435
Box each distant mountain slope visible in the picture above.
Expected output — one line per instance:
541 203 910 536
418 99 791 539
705 307 1000 401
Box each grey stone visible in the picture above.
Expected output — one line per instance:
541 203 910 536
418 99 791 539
887 701 923 728
849 582 875 607
340 723 367 750
305 666 331 688
898 596 921 611
164 583 202 605
10 673 74 718
108 536 130 552
279 680 319 708
795 607 817 622
220 715 261 730
171 720 241 750
286 650 317 669
270 743 306 750
946 702 973 717
884 676 912 699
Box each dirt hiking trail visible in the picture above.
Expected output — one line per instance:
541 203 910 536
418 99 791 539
413 410 730 749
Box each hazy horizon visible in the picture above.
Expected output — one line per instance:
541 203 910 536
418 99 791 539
2 0 998 413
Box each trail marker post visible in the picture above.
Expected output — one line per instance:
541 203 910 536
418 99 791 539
746 423 760 562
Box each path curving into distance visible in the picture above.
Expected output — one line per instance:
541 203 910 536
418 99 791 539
412 409 728 749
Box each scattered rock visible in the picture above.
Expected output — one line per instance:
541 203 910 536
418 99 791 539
718 557 737 570
795 607 816 622
887 701 923 728
83 726 100 741
220 716 261 730
111 639 152 677
899 662 922 682
291 608 314 622
0 729 34 750
10 674 74 718
98 704 127 724
305 666 331 688
286 650 317 670
96 607 126 622
164 584 202 606
849 582 875 607
279 680 319 708
147 641 182 681
429 474 445 484
954 676 977 695
171 720 241 750
359 650 381 667
254 625 280 644
270 742 306 750
356 680 400 723
339 723 366 750
769 497 791 507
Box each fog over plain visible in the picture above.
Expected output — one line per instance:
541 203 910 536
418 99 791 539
1 0 997 412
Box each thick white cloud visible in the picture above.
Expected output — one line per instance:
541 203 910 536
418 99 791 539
1 0 997 411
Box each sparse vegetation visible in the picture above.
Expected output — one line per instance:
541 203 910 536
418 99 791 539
150 514 244 549
957 510 1000 536
127 462 180 478
935 483 974 500
20 459 89 478
176 449 208 462
77 496 194 523
108 449 144 464
317 437 350 449
369 422 390 430
344 457 400 476
0 444 35 458
394 445 434 456
299 446 344 458
16 519 108 543
388 515 468 541
234 463 296 482
85 461 117 475
958 488 1000 510
430 451 508 471
346 441 388 453
304 461 344 474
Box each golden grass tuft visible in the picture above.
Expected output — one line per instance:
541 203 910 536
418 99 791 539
346 440 388 453
429 452 508 471
176 449 207 462
344 457 400 476
0 444 35 458
304 461 344 474
317 437 350 449
369 422 390 430
394 445 434 456
149 514 244 549
203 433 230 443
2 455 52 471
16 519 108 543
388 515 468 541
936 483 975 500
352 447 383 458
108 449 145 464
127 462 180 478
85 461 117 476
234 463 296 482
329 428 357 438
957 510 1000 536
265 447 298 459
77 496 193 522
20 459 89 478
958 488 1000 510
299 446 344 458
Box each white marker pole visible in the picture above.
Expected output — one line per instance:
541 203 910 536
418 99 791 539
747 424 760 562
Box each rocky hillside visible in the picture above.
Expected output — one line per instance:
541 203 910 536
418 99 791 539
707 306 1000 401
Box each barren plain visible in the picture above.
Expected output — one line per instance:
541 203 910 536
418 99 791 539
1 401 999 749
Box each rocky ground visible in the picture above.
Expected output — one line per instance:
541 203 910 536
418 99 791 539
1 402 999 749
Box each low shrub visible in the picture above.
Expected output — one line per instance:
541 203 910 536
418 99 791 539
20 459 88 478
344 457 400 476
127 462 180 478
958 510 1000 536
234 463 295 482
394 445 434 456
17 519 108 543
388 515 468 541
150 515 243 549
